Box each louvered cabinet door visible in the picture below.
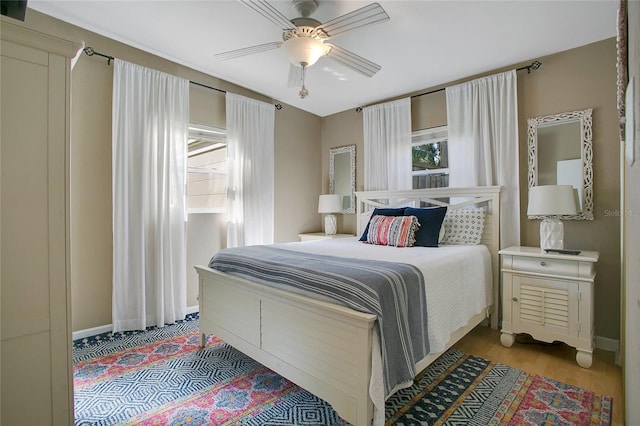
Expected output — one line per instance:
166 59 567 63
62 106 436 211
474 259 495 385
498 246 598 369
512 275 579 343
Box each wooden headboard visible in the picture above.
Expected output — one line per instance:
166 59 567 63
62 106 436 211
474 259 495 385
354 186 501 329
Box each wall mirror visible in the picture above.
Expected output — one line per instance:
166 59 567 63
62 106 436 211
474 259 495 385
329 145 356 214
527 108 593 220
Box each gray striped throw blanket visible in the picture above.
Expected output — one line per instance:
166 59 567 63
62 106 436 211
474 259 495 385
208 245 429 396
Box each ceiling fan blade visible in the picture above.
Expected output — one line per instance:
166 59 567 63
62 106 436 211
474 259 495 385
215 41 283 61
287 63 303 88
325 43 381 77
240 0 295 31
317 3 389 39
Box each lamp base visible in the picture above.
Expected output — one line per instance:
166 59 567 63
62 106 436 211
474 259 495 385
540 218 564 250
324 214 337 235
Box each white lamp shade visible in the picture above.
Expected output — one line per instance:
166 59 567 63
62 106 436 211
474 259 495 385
318 194 342 213
527 185 578 216
283 37 328 67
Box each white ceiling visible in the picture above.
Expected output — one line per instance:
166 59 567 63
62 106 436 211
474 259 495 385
29 0 618 117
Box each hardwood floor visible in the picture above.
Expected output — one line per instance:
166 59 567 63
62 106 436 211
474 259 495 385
452 325 623 426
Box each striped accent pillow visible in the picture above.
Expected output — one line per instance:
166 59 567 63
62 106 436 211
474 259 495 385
366 215 420 247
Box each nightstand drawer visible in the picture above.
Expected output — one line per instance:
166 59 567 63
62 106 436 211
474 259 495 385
511 256 579 277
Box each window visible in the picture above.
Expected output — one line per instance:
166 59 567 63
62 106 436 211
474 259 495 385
187 124 227 213
411 126 449 189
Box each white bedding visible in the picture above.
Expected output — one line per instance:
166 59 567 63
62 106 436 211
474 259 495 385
275 237 493 425
279 237 493 355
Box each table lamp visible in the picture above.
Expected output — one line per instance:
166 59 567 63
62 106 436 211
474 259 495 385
318 194 342 235
527 185 578 250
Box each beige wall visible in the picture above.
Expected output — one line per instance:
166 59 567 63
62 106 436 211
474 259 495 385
519 39 620 341
274 106 323 241
320 110 364 233
321 39 620 340
16 10 621 342
19 9 322 332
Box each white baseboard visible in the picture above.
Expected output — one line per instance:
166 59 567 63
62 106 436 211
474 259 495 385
595 335 621 366
72 305 200 341
595 335 619 353
73 324 113 341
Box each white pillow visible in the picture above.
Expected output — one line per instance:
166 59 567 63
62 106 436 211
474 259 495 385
440 207 486 245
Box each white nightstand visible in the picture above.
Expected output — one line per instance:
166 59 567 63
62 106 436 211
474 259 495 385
298 233 355 242
499 246 599 368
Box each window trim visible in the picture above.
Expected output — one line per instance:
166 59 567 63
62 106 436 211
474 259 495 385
412 125 448 141
412 168 449 176
188 207 226 214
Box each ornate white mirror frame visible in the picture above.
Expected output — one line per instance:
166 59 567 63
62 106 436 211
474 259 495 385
527 108 593 220
329 145 356 214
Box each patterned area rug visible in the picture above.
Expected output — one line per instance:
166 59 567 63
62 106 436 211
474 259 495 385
384 351 612 425
73 317 612 425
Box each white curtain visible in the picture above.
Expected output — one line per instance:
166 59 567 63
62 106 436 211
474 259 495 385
445 70 520 247
226 92 275 247
363 97 412 191
112 59 189 332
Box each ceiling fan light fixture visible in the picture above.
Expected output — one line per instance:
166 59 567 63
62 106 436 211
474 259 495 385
217 1 389 103
283 36 328 67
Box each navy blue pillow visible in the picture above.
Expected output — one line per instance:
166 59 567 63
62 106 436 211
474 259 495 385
405 206 447 247
359 207 407 241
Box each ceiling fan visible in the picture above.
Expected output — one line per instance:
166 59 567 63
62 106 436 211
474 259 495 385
215 0 390 99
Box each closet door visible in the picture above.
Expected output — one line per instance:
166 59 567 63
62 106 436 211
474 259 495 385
1 19 79 425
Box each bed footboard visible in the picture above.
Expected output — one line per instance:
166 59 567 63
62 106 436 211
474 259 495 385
196 265 377 426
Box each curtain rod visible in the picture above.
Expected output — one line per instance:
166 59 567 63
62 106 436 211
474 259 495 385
354 60 542 113
82 47 283 110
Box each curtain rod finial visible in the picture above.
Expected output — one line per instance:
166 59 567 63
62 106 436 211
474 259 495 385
530 60 542 72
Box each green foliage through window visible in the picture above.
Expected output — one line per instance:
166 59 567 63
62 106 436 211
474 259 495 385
412 142 447 171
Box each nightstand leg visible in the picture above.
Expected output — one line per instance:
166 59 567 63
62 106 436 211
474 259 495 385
576 349 593 368
500 332 515 348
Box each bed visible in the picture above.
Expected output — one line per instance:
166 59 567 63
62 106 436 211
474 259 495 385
195 186 501 425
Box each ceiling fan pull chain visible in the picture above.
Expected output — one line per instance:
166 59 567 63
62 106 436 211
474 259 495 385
299 64 309 99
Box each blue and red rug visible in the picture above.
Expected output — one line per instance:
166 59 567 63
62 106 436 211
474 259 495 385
73 316 612 425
